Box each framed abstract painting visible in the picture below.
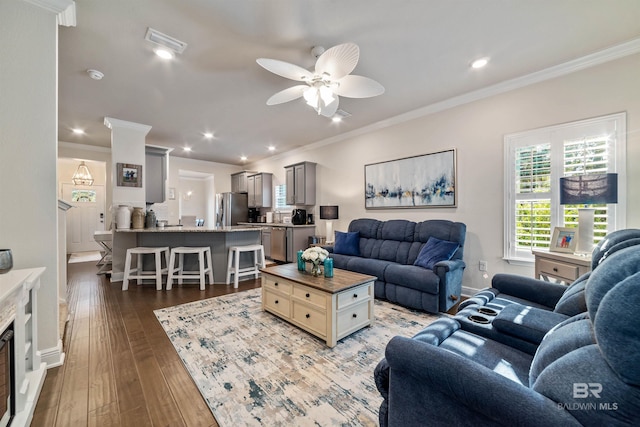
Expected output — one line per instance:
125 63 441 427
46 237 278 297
365 149 456 209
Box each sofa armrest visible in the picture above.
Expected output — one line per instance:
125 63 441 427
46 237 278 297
384 336 582 427
433 258 465 272
434 259 466 311
492 274 566 309
322 245 334 253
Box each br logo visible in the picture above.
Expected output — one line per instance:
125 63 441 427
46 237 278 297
573 383 602 398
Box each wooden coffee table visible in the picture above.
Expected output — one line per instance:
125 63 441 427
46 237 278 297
260 263 376 347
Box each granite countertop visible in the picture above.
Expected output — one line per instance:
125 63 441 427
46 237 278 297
115 226 260 233
237 222 316 228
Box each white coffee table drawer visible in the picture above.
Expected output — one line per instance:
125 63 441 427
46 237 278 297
264 289 291 318
263 276 293 295
292 301 327 337
292 284 327 309
337 283 372 309
337 300 372 337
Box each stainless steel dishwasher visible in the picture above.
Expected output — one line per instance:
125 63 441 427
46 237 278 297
271 227 287 262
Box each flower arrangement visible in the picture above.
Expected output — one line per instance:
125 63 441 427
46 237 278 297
301 246 329 276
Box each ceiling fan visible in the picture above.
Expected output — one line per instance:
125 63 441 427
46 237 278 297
256 43 384 117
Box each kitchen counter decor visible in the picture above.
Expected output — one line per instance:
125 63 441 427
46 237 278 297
301 246 329 277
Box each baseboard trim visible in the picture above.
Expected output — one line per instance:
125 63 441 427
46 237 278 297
461 286 481 298
39 339 65 368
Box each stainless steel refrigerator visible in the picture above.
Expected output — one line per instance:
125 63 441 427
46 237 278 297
215 192 248 226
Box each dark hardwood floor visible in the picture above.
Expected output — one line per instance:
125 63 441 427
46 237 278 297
33 260 261 426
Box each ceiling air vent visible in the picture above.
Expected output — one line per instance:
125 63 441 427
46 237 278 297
144 27 187 54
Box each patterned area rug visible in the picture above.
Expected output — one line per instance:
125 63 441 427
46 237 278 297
154 288 439 426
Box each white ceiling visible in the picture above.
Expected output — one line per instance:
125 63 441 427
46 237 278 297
58 0 640 165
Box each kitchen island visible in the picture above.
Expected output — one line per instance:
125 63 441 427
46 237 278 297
237 223 316 262
111 226 262 284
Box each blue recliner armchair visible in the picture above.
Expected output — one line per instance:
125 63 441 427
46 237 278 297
459 229 640 314
375 245 640 426
452 229 640 354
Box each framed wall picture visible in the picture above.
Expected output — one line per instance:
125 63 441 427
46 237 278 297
550 227 578 253
364 149 456 209
116 163 142 187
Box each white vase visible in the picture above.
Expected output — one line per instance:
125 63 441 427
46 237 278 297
116 205 132 229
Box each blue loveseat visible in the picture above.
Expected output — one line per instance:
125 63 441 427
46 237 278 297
374 244 640 427
326 218 466 313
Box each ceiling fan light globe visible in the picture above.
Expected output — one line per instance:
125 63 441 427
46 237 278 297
303 87 319 109
319 86 335 105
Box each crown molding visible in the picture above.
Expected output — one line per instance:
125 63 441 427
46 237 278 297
57 1 75 27
22 0 73 14
104 117 152 135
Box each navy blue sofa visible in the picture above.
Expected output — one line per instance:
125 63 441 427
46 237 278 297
326 218 466 313
374 245 640 426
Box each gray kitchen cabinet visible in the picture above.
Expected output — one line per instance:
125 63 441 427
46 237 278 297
286 226 316 262
231 171 256 193
145 146 169 204
285 161 316 205
262 227 272 259
247 173 272 208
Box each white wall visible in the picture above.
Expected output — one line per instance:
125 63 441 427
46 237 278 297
248 53 640 293
179 177 207 218
166 156 242 224
0 0 65 365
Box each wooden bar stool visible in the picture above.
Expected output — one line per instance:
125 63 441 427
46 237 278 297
226 244 266 288
167 246 214 290
122 246 170 291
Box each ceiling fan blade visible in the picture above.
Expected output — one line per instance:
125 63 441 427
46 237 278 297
266 85 308 105
334 75 385 98
256 58 313 81
318 97 340 117
315 43 359 80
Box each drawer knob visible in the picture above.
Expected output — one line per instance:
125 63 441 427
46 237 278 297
306 293 310 298
306 313 310 319
352 313 357 318
275 300 279 304
274 282 279 286
353 293 358 298
553 267 558 272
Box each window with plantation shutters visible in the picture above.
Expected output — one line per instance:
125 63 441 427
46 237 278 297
504 113 626 262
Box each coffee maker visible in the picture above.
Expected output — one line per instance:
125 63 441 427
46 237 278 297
291 209 307 225
248 208 259 223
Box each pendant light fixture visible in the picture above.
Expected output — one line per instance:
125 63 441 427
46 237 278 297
72 161 94 185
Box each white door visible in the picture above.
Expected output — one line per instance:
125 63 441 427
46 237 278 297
62 184 105 253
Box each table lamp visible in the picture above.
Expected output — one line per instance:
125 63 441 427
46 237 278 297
559 173 618 255
319 205 339 245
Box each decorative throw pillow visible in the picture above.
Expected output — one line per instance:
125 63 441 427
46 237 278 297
413 237 459 270
334 231 360 256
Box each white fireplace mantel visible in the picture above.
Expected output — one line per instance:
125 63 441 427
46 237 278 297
0 267 46 426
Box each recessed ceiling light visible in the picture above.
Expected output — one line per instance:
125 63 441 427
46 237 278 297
268 146 276 152
183 147 192 152
331 109 351 123
240 155 247 161
154 48 174 60
471 57 489 69
203 132 214 139
72 128 85 135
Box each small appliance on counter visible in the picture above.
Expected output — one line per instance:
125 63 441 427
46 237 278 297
248 208 259 223
307 213 314 224
291 209 307 225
